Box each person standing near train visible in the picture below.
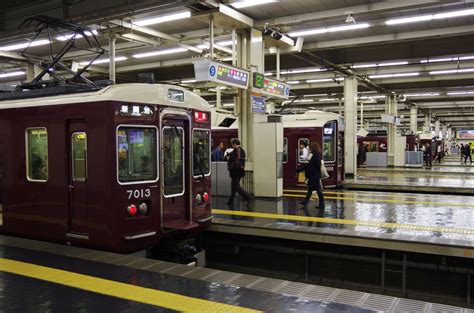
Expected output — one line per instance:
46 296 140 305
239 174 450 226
296 142 325 209
226 138 253 205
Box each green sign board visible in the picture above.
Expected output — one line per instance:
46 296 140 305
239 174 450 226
253 72 264 89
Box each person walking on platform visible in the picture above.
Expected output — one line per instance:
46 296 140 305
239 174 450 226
226 139 253 205
212 142 225 161
464 143 472 164
460 143 465 161
296 142 325 209
424 143 432 167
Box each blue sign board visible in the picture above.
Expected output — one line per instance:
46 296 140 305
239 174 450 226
252 95 266 113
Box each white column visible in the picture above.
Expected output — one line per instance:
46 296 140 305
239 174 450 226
109 34 116 83
216 86 222 109
435 119 441 138
410 106 417 134
276 47 280 80
231 28 237 66
385 94 397 166
344 77 358 176
209 15 214 60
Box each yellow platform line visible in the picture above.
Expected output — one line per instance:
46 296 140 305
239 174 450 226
284 189 452 201
0 258 260 313
212 209 474 235
282 192 474 208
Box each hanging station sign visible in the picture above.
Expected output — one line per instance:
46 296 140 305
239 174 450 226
252 72 290 99
251 95 266 113
193 59 249 89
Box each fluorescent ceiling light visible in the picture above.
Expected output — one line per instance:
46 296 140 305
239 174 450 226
56 30 98 41
181 79 196 83
289 23 369 37
318 98 338 101
216 40 235 46
133 47 188 58
0 39 50 51
385 8 474 25
304 93 328 97
280 67 325 75
79 56 127 65
0 71 26 78
306 77 344 83
133 11 191 26
369 72 419 79
359 95 386 99
429 68 474 75
196 44 208 49
404 93 440 97
459 56 474 60
447 91 474 95
287 81 300 84
378 61 408 67
231 0 276 9
352 64 377 69
282 99 314 104
264 72 273 76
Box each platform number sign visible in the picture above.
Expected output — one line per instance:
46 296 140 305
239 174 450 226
253 72 264 89
209 65 216 77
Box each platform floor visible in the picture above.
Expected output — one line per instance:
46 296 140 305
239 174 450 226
0 236 374 313
213 190 474 241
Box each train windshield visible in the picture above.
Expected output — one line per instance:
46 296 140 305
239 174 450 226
193 129 210 177
117 127 157 183
162 127 184 196
323 121 336 162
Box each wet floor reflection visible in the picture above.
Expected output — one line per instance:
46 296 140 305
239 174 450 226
212 190 474 241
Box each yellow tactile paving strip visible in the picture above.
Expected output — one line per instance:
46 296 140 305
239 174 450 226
212 209 474 236
283 190 474 207
0 258 261 313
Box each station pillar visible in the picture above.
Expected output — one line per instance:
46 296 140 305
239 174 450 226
435 119 441 138
26 64 49 82
385 94 397 166
344 77 357 177
424 113 431 133
410 106 417 134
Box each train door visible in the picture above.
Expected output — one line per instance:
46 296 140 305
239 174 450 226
161 113 194 230
66 119 88 240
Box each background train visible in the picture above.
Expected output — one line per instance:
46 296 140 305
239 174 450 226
0 84 212 254
212 110 345 188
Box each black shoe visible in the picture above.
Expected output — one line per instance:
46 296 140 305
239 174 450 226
246 196 255 203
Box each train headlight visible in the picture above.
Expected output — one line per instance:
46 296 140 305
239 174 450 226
127 204 137 216
203 192 210 202
139 202 148 215
195 194 202 204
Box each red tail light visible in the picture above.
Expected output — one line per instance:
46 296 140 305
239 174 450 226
203 192 210 202
127 204 137 216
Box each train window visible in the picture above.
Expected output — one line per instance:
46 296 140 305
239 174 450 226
162 127 184 197
323 121 336 162
72 132 87 181
193 129 211 177
26 128 48 182
117 126 158 183
298 138 310 162
283 138 288 163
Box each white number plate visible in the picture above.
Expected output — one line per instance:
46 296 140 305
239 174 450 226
126 188 151 199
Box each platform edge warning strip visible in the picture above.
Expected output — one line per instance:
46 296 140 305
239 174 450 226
212 209 474 235
0 258 261 313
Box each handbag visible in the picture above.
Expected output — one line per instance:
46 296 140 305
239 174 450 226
321 160 330 179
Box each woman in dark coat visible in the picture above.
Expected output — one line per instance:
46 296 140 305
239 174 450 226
297 141 324 209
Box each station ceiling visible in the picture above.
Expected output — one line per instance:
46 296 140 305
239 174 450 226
0 0 473 129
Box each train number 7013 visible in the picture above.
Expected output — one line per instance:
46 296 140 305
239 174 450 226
127 189 151 199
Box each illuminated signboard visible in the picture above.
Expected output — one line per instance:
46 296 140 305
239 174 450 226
251 95 266 114
193 59 249 89
459 130 474 139
252 72 290 99
120 104 154 117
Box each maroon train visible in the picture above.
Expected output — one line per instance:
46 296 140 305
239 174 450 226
0 84 212 253
212 110 345 188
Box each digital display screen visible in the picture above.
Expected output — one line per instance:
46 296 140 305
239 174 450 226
216 65 248 87
324 128 333 135
120 104 154 117
459 130 474 139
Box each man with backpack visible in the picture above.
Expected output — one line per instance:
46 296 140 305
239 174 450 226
226 138 253 205
464 143 472 164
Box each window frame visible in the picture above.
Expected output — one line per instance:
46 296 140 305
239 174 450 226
323 121 337 162
25 127 49 183
116 124 159 186
283 137 288 163
162 126 185 198
192 128 211 178
71 132 87 182
297 137 310 163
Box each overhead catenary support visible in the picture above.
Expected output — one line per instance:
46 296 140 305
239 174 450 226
385 94 397 166
231 28 237 66
276 47 280 80
109 33 116 83
344 77 358 177
209 14 214 60
410 106 418 134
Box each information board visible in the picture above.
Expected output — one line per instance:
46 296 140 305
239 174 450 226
252 72 290 99
459 130 474 139
193 59 249 89
251 95 266 113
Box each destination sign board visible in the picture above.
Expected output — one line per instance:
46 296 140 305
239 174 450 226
193 59 249 89
252 72 290 99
